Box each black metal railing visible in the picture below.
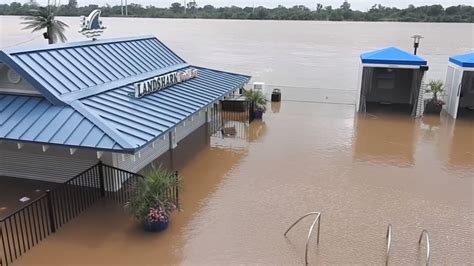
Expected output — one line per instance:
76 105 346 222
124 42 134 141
0 196 50 266
0 161 179 266
101 164 179 207
209 101 254 136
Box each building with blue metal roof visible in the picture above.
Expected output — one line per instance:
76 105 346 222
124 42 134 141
444 52 474 119
0 35 250 182
356 47 428 117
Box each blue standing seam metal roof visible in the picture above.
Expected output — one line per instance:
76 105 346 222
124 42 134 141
0 36 251 153
449 52 474 68
0 95 123 150
0 35 187 105
360 47 428 66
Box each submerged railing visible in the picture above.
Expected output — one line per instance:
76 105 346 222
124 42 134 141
386 224 392 265
418 229 430 266
284 212 321 265
0 161 179 266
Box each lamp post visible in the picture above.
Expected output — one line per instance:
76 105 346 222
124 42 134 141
411 35 423 55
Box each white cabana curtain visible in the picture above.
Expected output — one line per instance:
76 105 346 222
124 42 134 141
359 67 374 112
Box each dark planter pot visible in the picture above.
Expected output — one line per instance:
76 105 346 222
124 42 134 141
254 110 264 119
143 219 169 232
424 100 443 114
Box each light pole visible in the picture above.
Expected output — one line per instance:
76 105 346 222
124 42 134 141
411 35 423 55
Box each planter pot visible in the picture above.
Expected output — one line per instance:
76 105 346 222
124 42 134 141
254 110 264 119
424 100 443 114
143 219 169 232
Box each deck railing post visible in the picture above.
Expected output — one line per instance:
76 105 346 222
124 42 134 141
45 191 56 234
98 161 105 197
174 171 179 208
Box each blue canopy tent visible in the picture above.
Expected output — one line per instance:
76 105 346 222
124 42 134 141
357 47 428 117
444 52 474 119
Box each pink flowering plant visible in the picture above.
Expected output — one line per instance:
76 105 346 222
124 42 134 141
147 206 169 223
145 200 177 224
126 167 180 225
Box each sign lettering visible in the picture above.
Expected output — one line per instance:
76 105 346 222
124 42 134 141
134 68 198 98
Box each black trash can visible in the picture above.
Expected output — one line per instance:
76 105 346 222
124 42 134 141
271 89 281 102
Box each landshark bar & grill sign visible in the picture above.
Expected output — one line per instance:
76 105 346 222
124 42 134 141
134 68 198 98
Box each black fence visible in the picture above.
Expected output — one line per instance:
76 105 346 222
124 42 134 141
209 101 255 136
0 162 179 266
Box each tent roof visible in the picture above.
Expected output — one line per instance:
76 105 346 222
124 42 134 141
449 52 474 68
360 47 427 66
0 36 250 153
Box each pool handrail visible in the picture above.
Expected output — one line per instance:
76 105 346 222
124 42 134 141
418 229 430 266
284 212 321 265
386 224 392 265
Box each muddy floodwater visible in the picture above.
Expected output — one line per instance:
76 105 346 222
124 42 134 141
12 101 473 265
1 17 473 265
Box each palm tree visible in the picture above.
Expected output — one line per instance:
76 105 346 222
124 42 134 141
22 1 68 44
426 80 444 102
243 89 268 112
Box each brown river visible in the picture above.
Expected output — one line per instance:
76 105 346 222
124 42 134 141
1 17 473 265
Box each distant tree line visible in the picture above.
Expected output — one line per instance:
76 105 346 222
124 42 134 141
1 0 472 23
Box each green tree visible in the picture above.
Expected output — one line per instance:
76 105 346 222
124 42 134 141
340 0 352 20
316 3 323 12
67 0 77 8
170 2 182 13
0 1 471 23
187 0 197 10
22 1 68 44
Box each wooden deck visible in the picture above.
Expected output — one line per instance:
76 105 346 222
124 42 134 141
0 176 57 220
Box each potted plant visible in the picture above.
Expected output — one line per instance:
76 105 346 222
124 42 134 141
424 80 445 114
127 168 180 232
243 89 268 119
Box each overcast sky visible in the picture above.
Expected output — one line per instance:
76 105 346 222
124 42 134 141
2 0 472 11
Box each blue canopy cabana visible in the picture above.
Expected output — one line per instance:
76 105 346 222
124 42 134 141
357 47 429 117
361 47 427 66
444 52 474 119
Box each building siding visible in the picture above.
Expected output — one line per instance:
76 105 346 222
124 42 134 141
0 142 103 183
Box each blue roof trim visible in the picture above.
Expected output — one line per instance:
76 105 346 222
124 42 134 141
449 52 474 68
2 35 155 54
60 63 189 103
360 47 427 66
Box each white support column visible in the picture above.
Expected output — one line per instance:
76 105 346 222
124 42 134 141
70 148 77 155
17 143 23 149
42 145 49 152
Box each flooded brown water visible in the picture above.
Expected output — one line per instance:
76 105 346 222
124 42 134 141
12 101 473 265
1 16 473 265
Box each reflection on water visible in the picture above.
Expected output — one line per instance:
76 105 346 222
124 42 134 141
271 102 281 113
448 119 474 170
354 113 417 167
12 101 473 265
211 119 268 150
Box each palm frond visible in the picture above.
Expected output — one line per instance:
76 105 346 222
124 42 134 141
21 4 68 44
127 167 181 221
243 89 268 111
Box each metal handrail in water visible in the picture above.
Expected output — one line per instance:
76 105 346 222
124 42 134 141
386 224 392 265
418 229 430 266
284 212 321 265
